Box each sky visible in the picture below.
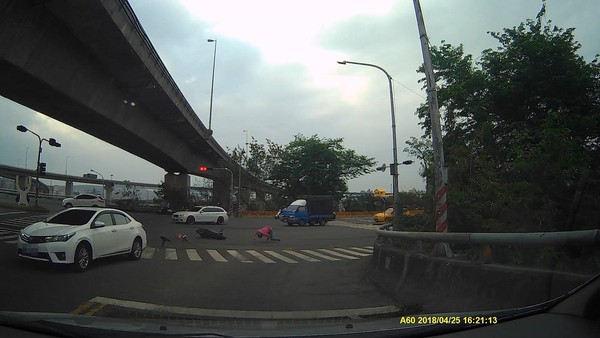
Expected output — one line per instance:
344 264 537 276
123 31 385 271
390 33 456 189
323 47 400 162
1 0 599 193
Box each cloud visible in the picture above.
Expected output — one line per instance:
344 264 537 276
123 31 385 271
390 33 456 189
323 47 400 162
3 0 598 195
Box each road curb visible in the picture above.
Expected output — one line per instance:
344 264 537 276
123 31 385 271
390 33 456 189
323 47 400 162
89 296 402 320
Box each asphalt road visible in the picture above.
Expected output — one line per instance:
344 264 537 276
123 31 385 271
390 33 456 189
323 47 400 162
0 205 398 320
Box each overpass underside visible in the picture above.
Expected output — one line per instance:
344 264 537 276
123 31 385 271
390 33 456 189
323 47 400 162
0 0 277 209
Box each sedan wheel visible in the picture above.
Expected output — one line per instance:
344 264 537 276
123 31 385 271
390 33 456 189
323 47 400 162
216 216 224 225
74 243 91 272
65 203 73 208
186 216 195 224
129 238 143 260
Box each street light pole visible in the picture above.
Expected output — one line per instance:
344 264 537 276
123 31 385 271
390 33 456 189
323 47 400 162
337 60 402 217
207 39 217 131
16 125 61 206
238 129 249 217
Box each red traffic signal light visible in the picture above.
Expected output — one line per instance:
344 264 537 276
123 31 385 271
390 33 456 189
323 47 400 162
199 166 212 172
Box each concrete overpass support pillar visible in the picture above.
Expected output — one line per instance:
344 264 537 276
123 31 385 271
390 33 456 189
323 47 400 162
255 191 267 211
212 179 231 212
105 183 114 204
164 173 190 209
65 181 73 197
240 188 251 212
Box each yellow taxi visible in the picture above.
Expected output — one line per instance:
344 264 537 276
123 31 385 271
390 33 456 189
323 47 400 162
373 207 395 223
373 207 425 222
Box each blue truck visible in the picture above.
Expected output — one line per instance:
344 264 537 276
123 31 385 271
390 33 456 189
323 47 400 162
279 195 336 226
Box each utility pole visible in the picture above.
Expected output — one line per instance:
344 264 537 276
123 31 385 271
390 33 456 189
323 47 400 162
413 0 451 256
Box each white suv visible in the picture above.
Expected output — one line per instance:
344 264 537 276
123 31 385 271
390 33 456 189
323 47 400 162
172 206 229 225
62 194 106 208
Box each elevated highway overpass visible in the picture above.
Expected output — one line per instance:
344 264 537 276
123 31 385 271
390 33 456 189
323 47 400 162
0 0 277 208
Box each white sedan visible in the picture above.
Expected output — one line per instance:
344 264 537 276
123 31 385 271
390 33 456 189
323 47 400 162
17 207 146 272
62 194 106 208
172 206 229 225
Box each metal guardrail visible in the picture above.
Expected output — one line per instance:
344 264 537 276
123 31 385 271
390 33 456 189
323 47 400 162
375 224 600 247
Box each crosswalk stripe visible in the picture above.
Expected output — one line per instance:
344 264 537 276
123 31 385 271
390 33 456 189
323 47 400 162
264 250 298 263
165 248 178 260
0 234 18 240
226 249 253 263
207 249 228 262
141 247 155 259
0 211 26 216
245 250 276 263
5 240 17 244
333 248 372 257
349 246 373 253
70 301 96 315
186 249 203 261
282 250 321 262
300 249 340 261
317 248 359 260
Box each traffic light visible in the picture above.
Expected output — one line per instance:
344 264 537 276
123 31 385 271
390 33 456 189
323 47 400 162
199 166 213 172
39 162 47 176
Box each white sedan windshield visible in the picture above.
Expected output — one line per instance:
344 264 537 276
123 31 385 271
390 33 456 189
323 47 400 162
47 210 96 225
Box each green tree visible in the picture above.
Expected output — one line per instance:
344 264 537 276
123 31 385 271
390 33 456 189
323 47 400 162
415 4 600 232
404 136 435 200
228 137 283 183
270 134 376 201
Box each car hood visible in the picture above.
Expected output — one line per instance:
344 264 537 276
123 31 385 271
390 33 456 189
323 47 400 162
174 211 194 216
23 222 80 236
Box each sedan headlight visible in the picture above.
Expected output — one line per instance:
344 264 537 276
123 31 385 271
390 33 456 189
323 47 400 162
44 233 75 242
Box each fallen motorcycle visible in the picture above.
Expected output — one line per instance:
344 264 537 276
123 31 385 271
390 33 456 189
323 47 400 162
195 228 226 240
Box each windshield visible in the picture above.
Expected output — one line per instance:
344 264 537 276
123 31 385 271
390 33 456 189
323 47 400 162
1 0 598 337
284 205 299 212
47 209 95 225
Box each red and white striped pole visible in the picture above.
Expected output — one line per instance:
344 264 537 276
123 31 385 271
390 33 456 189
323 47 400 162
435 184 448 233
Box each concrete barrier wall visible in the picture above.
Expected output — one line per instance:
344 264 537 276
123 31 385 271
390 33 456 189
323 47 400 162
370 244 592 313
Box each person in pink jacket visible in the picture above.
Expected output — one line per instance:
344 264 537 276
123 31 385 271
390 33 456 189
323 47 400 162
255 225 280 241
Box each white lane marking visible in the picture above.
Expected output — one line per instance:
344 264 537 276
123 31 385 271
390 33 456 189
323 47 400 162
282 250 320 262
207 249 228 262
141 247 155 259
0 234 18 240
333 248 372 257
226 249 253 263
264 250 298 263
0 211 26 216
186 249 203 261
317 248 360 260
5 240 17 244
165 248 178 260
349 246 373 253
300 249 340 261
245 250 276 263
